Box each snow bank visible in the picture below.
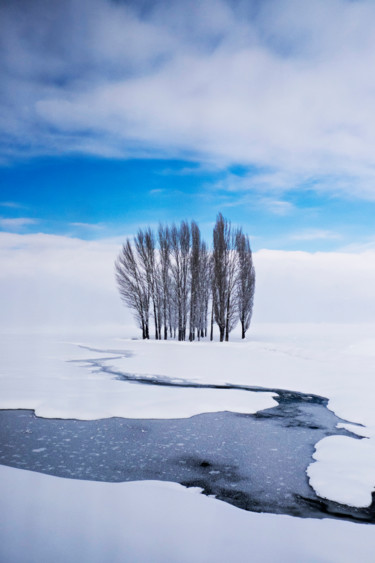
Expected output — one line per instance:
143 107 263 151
0 333 276 419
307 436 375 507
1 323 375 509
1 465 375 563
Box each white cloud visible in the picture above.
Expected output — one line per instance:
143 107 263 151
1 232 375 329
219 193 295 216
0 232 129 329
258 198 295 216
339 236 375 253
2 0 375 199
0 217 37 230
253 248 375 323
149 189 164 195
69 222 104 230
289 229 341 241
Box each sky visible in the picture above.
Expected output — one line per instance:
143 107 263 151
1 0 375 327
1 0 375 251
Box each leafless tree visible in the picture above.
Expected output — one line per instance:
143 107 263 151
189 221 200 341
212 213 245 341
158 224 171 340
115 214 255 342
115 240 150 339
212 213 231 341
134 229 162 339
170 222 191 341
225 238 240 341
236 230 256 339
198 241 211 339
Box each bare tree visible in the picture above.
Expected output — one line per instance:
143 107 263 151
212 214 244 341
236 230 255 339
170 222 191 341
158 224 171 340
168 277 178 339
212 213 231 342
115 240 150 339
198 241 211 339
225 235 240 341
115 214 255 342
189 221 200 341
179 221 191 341
135 229 161 339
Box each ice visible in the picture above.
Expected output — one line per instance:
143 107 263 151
1 323 375 512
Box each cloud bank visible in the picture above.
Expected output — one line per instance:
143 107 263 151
0 232 128 330
1 232 375 330
2 0 375 199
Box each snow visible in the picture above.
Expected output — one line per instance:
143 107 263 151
1 464 375 563
307 435 375 508
107 324 375 509
0 332 277 420
1 322 375 560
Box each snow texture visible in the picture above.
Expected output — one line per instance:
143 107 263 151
0 333 277 419
1 464 375 563
1 322 375 560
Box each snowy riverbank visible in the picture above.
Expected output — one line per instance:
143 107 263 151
1 322 375 561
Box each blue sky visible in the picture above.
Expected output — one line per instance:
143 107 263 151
1 0 375 252
1 155 375 252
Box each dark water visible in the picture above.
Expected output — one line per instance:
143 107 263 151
1 388 374 524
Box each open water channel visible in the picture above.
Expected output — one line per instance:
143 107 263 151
1 374 374 523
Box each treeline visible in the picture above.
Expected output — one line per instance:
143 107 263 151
115 213 255 342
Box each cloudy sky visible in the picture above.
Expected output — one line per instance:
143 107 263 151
1 0 375 250
1 0 375 327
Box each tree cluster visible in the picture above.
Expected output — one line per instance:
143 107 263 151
115 214 255 342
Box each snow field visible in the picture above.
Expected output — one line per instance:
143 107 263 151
1 465 375 563
1 323 375 509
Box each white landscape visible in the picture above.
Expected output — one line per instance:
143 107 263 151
1 233 375 562
2 0 375 560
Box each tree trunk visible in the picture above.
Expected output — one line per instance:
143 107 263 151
219 326 225 342
153 301 158 340
225 294 230 341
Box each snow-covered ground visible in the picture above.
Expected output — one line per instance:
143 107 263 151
1 464 375 563
1 322 375 561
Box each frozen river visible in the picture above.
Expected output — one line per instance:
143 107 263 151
1 386 373 523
